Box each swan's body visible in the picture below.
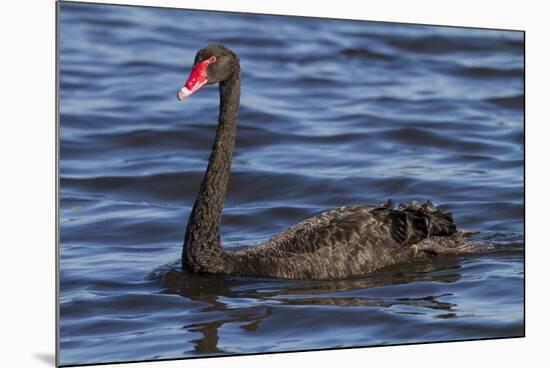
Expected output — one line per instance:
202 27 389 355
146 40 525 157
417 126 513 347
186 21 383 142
177 45 479 280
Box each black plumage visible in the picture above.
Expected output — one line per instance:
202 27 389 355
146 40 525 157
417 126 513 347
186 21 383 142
178 45 481 280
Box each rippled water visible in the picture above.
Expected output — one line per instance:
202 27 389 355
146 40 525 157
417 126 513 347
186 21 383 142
58 2 524 366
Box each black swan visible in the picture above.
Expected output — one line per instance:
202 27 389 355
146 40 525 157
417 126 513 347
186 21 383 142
176 44 480 280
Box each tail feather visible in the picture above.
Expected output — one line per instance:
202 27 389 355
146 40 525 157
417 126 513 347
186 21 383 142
383 199 457 245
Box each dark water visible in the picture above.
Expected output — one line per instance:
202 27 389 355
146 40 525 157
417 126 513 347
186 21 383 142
58 2 524 366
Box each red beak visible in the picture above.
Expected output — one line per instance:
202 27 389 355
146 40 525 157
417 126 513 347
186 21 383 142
177 59 211 101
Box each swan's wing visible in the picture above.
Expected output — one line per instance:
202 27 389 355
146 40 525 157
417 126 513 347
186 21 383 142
228 201 461 279
251 200 457 256
253 205 387 256
227 205 399 278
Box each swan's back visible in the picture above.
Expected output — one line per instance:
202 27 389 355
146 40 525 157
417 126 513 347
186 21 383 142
224 200 463 279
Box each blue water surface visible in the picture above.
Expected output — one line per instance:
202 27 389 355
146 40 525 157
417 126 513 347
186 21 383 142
58 2 524 366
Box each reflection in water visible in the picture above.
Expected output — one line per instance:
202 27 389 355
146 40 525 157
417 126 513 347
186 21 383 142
185 306 274 354
152 255 473 353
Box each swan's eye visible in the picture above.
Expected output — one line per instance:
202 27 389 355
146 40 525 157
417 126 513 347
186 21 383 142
208 56 217 63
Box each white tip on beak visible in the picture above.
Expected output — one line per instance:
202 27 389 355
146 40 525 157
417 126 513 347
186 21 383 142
177 87 193 101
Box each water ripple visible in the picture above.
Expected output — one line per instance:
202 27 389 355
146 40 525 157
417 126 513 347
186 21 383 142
59 2 524 366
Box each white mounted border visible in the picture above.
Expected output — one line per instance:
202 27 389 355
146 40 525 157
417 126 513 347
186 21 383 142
2 1 547 368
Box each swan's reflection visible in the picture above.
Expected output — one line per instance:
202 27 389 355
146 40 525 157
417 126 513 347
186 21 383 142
153 255 470 354
184 305 274 354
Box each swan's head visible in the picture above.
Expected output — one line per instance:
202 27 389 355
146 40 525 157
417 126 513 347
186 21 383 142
177 44 239 101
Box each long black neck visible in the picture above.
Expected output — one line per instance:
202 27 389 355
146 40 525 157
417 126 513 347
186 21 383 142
182 67 240 273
